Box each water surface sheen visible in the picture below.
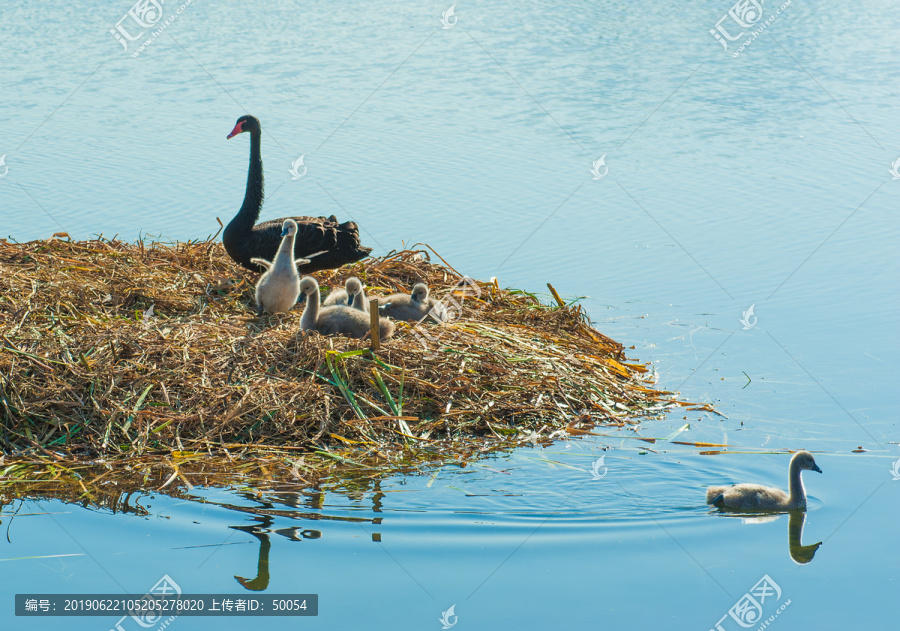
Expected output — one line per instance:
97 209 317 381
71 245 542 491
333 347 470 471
1 0 897 628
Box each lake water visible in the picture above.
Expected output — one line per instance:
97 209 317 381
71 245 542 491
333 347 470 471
1 0 898 628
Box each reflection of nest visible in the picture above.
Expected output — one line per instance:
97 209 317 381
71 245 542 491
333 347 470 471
0 237 705 483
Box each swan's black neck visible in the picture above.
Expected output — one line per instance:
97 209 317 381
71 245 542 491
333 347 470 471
235 129 264 230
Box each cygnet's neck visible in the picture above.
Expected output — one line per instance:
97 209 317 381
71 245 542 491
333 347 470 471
301 284 319 330
273 231 297 272
788 457 807 506
351 286 367 310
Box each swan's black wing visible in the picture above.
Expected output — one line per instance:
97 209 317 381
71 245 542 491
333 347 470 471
229 216 372 273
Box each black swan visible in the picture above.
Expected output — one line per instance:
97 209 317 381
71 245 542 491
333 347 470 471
223 115 372 273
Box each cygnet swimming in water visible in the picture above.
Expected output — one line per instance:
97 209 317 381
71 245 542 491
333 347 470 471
706 450 822 510
299 276 394 340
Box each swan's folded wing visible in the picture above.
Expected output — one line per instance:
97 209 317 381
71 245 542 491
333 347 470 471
252 216 371 273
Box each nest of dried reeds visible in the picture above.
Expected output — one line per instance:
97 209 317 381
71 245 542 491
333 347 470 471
0 234 690 473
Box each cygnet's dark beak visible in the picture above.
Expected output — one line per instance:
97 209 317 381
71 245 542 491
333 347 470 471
296 293 306 305
812 463 822 473
281 228 289 237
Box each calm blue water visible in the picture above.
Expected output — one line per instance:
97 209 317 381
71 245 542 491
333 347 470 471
1 0 898 628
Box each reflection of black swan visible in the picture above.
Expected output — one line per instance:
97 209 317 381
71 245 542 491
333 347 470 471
707 451 822 510
224 115 371 273
232 521 271 592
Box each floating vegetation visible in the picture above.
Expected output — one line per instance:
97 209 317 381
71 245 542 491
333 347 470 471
0 235 705 499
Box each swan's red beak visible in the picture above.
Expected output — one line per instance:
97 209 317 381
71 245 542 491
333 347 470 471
227 121 244 139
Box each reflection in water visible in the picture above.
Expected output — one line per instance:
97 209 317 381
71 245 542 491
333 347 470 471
0 461 384 593
714 508 821 565
231 515 325 591
788 509 821 565
232 518 272 591
221 488 394 591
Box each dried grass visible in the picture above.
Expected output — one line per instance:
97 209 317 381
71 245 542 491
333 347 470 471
0 234 703 497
